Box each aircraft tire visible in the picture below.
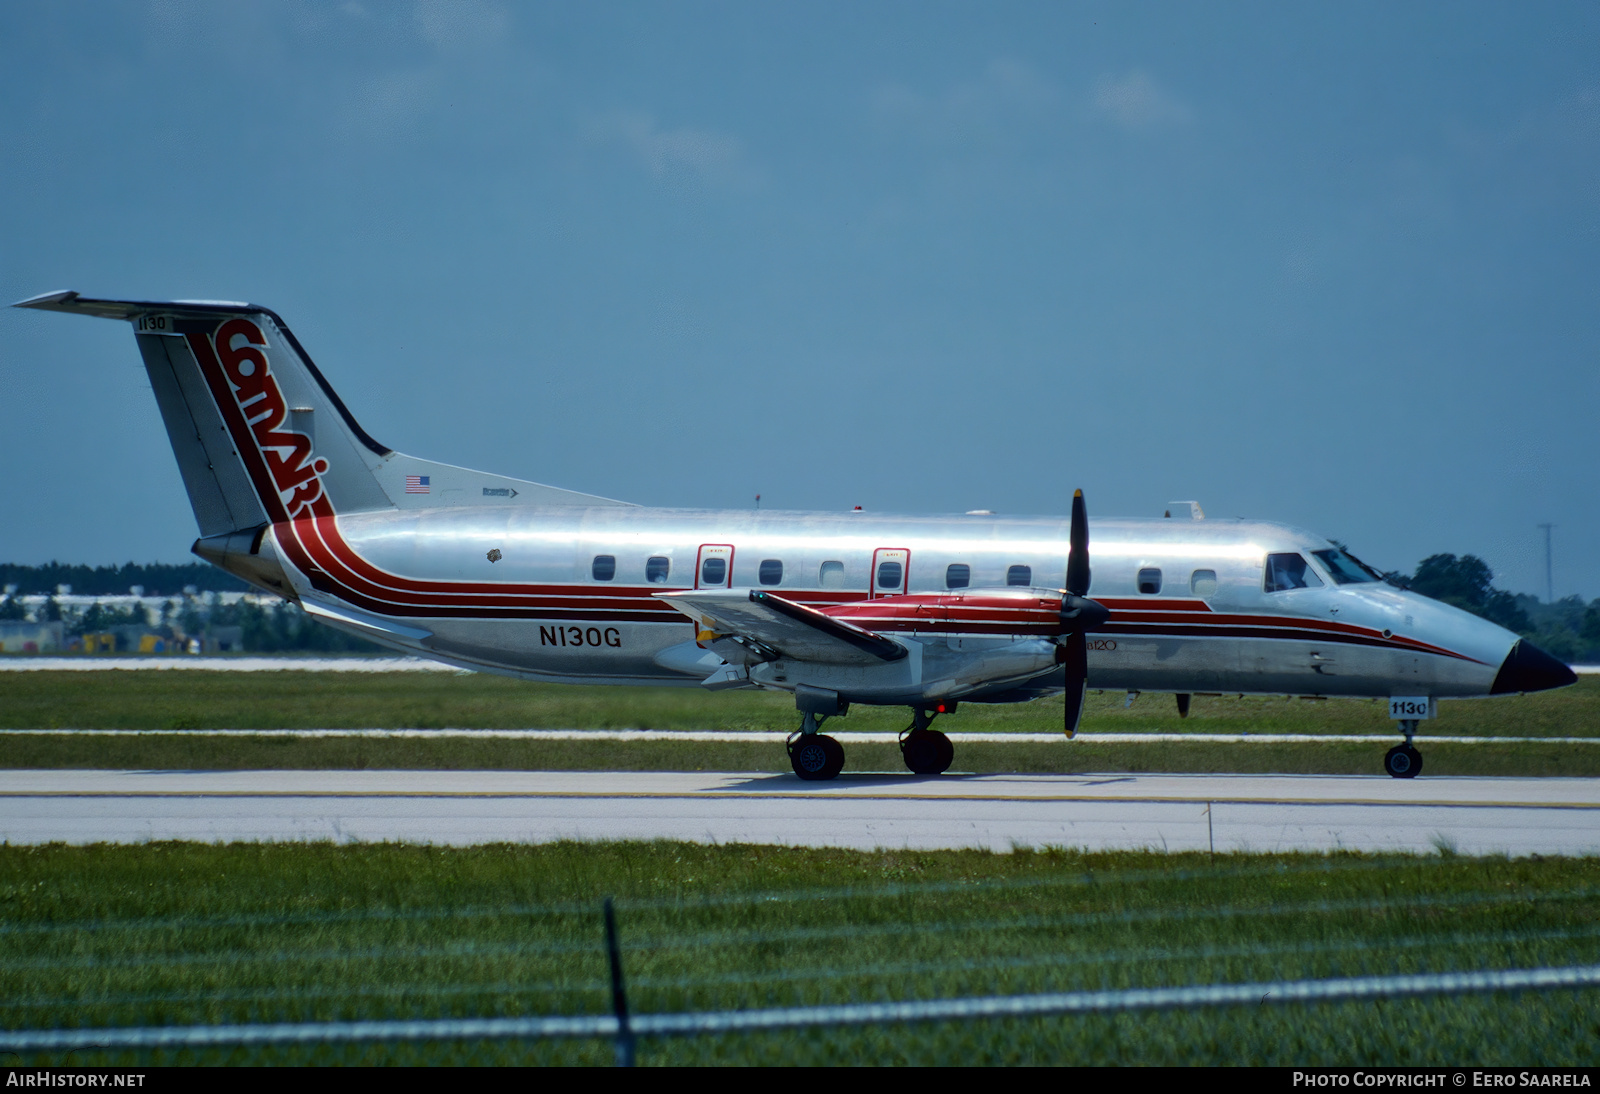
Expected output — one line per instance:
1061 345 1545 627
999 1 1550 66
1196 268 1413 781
902 729 954 775
1383 744 1422 779
791 734 845 781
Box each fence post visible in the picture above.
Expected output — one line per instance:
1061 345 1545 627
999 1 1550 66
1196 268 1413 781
604 897 635 1067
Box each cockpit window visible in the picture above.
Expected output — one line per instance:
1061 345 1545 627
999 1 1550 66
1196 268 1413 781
1264 552 1324 592
1312 548 1383 584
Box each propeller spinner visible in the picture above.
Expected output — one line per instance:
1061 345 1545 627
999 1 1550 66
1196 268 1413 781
1057 489 1111 739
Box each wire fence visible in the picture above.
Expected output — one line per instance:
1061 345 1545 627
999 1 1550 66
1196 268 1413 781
4 854 1600 1066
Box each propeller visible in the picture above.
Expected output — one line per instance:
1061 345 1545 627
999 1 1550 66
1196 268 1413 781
1057 489 1111 739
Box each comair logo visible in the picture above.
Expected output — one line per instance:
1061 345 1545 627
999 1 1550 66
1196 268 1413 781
193 318 330 519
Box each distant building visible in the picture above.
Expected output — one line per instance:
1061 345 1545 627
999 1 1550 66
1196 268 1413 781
206 625 244 653
0 621 66 652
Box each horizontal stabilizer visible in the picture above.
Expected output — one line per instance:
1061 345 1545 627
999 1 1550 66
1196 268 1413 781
12 290 258 320
655 589 907 665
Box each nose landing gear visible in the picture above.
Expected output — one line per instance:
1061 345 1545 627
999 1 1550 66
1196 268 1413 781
1384 719 1423 779
900 708 954 775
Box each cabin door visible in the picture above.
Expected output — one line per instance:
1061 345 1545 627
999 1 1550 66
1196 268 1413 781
869 547 910 598
695 544 735 589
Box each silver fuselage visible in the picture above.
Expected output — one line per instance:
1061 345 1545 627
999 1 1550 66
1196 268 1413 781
250 503 1517 706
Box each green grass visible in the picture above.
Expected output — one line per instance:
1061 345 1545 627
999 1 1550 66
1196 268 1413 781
3 843 1598 1065
1 671 1597 773
3 669 1597 735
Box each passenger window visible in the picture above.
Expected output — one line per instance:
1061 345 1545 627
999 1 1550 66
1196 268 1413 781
1190 569 1218 597
1006 565 1032 587
1264 552 1324 592
945 563 971 589
591 555 616 582
759 559 783 586
876 561 903 590
701 557 727 586
1137 568 1162 595
646 556 670 584
819 561 845 588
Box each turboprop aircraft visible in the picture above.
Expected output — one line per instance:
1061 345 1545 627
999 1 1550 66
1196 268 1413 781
14 292 1577 780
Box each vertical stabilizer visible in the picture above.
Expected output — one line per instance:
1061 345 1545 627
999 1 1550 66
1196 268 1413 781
15 292 395 531
12 291 632 537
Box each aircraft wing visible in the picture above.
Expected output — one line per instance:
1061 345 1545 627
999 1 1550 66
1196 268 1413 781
655 589 908 666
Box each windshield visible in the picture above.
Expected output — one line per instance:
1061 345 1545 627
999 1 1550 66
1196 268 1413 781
1312 547 1384 584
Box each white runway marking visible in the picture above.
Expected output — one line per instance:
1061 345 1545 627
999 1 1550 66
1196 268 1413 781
5 728 1595 744
4 770 1598 855
5 658 1596 674
0 657 459 672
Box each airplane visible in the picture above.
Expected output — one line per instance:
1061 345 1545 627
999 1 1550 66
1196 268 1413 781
13 291 1578 780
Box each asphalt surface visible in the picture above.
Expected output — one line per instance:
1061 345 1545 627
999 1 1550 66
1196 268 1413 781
4 770 1599 854
9 728 1599 743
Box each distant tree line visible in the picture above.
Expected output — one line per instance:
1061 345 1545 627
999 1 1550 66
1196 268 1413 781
185 598 381 654
0 565 379 653
0 561 249 596
1385 553 1600 664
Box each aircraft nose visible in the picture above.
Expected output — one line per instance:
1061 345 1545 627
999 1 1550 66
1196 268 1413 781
1490 640 1578 694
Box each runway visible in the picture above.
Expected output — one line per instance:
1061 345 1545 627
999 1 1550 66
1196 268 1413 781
8 728 1599 743
5 770 1599 855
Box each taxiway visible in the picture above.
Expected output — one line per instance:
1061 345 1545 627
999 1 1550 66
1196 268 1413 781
4 770 1597 855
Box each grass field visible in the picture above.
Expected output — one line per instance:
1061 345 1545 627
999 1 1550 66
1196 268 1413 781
4 843 1597 1066
6 668 1599 735
8 732 1600 776
1 670 1597 774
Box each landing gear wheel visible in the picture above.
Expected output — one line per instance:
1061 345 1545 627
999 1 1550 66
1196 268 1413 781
790 734 845 781
901 729 954 775
1384 744 1422 779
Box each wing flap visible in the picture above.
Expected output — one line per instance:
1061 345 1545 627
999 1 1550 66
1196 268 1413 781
655 589 907 665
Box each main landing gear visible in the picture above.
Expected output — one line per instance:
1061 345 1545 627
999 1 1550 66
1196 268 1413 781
1384 719 1423 779
900 708 954 775
788 712 845 781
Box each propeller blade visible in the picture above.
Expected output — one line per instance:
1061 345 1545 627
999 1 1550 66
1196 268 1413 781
1058 489 1105 738
1060 631 1088 739
1066 489 1090 597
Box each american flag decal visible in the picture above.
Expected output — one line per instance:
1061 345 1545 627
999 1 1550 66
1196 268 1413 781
405 475 430 494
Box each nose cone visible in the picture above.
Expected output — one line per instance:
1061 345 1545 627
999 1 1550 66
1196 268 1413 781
1491 640 1578 695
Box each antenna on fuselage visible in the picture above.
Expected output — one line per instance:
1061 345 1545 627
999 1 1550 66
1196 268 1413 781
1538 523 1554 603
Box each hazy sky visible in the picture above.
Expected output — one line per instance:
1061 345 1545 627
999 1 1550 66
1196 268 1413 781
3 2 1597 598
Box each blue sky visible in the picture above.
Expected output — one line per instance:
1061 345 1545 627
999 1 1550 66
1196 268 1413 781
2 2 1597 598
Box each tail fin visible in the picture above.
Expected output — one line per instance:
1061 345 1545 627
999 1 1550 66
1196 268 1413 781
13 292 630 538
